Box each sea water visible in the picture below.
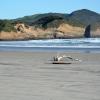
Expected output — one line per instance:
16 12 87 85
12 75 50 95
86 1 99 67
0 38 100 52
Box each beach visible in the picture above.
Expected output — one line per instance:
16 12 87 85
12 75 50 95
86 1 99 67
0 51 100 100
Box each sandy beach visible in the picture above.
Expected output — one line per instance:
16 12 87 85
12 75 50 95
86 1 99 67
0 51 100 100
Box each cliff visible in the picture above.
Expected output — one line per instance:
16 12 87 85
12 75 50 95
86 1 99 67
0 9 100 40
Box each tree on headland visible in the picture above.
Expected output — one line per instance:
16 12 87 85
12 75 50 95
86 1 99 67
0 20 16 32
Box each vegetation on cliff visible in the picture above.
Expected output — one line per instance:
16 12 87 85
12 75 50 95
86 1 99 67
14 9 100 30
0 20 16 32
0 9 100 39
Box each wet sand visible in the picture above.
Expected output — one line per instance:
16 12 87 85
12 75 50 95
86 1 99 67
0 51 100 100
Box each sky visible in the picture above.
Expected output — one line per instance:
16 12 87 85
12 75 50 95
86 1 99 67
0 0 100 19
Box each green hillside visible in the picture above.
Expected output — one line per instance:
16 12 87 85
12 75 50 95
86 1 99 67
0 9 100 32
14 9 100 29
67 9 100 28
0 20 16 32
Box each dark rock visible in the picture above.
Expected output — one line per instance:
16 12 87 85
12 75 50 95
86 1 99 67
84 24 91 38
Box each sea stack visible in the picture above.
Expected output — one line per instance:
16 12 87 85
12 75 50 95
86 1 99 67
84 24 91 38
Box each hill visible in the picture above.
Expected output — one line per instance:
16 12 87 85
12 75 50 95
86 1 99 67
0 9 100 40
67 9 100 28
14 9 100 29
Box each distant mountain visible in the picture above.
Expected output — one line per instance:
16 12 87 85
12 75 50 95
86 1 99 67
14 9 100 29
14 13 68 28
68 9 100 28
0 9 100 40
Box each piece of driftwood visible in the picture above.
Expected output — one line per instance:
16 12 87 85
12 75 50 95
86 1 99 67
52 61 71 64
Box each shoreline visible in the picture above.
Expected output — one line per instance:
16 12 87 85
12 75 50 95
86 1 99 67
0 37 100 41
0 38 100 53
0 46 100 53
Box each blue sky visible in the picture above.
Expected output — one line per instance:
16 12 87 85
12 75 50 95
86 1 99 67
0 0 100 19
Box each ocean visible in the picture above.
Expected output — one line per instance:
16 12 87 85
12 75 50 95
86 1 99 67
0 38 100 52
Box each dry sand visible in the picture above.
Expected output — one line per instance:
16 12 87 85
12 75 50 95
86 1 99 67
0 51 100 100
